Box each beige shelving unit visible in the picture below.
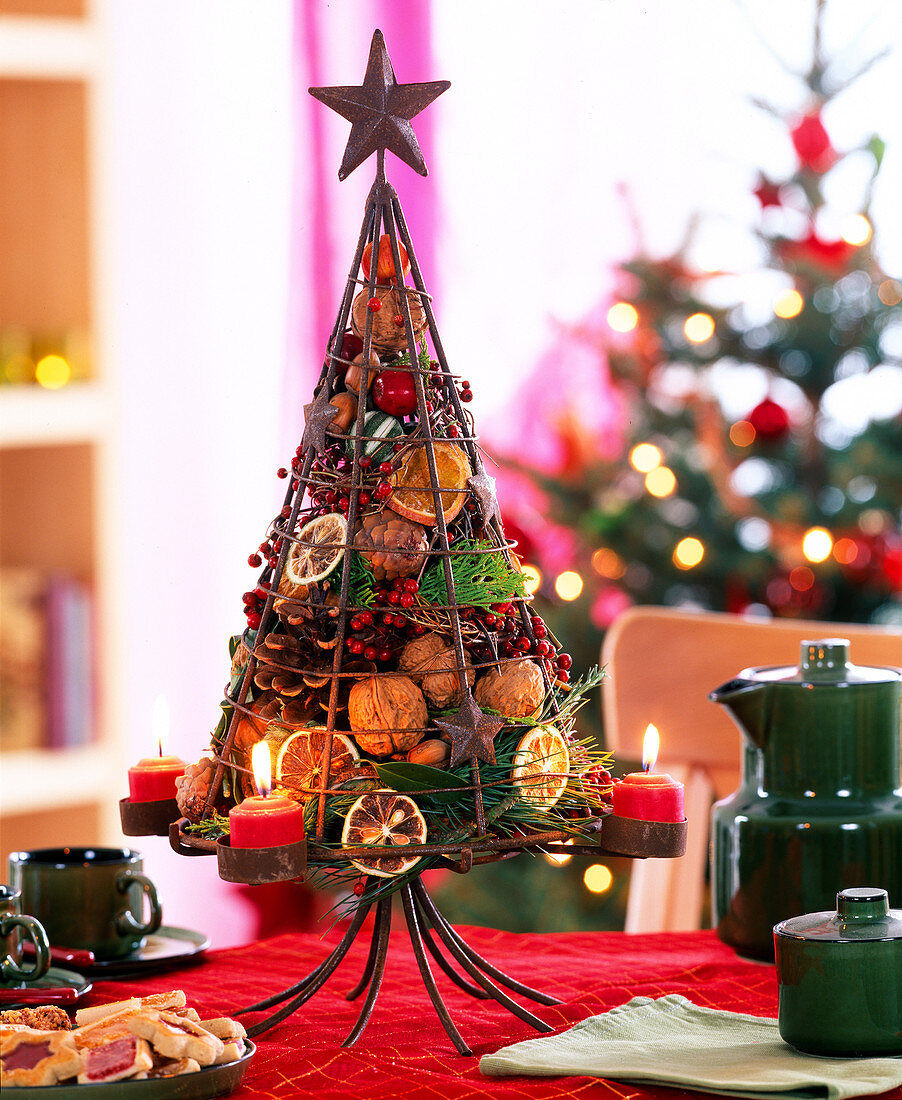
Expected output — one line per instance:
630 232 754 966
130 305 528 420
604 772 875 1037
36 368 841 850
0 0 122 862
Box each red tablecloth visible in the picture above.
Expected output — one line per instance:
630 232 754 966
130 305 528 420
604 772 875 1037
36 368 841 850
84 925 902 1099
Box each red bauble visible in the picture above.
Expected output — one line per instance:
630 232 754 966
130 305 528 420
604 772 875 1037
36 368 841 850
747 398 790 442
790 111 835 171
329 331 363 375
778 231 856 273
372 369 417 417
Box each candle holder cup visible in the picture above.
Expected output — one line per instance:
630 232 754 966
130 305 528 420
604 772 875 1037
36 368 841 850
602 813 688 859
216 837 307 885
119 796 181 838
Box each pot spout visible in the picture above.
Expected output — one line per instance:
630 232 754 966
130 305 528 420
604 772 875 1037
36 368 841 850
708 678 768 749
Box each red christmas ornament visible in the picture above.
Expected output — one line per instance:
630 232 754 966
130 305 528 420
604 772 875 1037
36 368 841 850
790 111 835 172
747 398 790 442
372 369 417 417
752 174 782 209
327 331 363 376
778 231 856 273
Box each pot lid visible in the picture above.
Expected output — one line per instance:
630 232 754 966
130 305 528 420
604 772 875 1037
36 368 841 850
737 639 899 686
775 888 902 943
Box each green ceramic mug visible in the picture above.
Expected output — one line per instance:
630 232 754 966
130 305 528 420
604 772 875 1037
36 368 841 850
0 884 51 987
8 847 162 960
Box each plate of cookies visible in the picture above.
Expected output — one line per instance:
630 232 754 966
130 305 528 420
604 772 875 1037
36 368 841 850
1 990 255 1096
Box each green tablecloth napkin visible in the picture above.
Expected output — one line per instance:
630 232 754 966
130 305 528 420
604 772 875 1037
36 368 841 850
480 995 902 1100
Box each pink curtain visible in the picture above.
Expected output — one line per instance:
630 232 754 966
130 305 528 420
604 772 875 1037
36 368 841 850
283 0 441 451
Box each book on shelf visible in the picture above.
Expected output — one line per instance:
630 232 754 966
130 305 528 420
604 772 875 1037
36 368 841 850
0 569 96 753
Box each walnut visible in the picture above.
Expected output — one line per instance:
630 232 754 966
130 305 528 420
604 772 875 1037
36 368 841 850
474 659 545 718
398 633 475 708
351 286 426 352
348 675 427 758
407 739 450 768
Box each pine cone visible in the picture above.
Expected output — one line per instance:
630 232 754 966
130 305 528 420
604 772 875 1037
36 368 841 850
254 632 316 698
254 631 375 722
354 512 428 581
176 757 223 823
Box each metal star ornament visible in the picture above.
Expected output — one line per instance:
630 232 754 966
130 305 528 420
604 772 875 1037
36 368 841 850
467 469 501 527
302 389 339 454
309 29 450 181
433 693 505 769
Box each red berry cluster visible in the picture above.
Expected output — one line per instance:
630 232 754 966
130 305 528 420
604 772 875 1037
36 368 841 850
344 580 426 663
241 586 269 631
580 765 620 807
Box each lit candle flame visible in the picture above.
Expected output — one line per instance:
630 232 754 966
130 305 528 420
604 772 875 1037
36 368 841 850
642 724 659 772
252 741 272 798
152 695 170 757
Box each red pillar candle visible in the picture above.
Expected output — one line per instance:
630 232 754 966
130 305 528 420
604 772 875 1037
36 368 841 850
128 755 186 802
228 740 304 848
228 794 305 849
611 723 686 822
612 771 685 821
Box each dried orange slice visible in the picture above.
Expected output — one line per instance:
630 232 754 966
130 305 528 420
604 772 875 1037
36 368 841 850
341 791 427 877
278 513 347 600
275 729 359 803
511 725 570 807
388 442 471 527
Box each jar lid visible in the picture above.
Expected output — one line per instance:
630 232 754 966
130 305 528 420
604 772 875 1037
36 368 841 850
738 639 900 687
775 888 902 944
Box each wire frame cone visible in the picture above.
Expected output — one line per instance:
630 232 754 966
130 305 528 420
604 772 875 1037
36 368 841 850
203 171 565 857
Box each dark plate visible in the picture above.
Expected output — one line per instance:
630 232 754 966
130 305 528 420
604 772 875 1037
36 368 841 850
81 927 210 979
1 1040 255 1098
0 967 91 1008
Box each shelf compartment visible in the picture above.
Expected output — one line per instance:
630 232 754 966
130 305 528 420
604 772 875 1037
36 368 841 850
0 382 108 446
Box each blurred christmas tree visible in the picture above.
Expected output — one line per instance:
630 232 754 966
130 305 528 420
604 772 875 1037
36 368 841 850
506 1 901 696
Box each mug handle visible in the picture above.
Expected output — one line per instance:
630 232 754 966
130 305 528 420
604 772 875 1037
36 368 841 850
0 914 51 983
114 871 163 937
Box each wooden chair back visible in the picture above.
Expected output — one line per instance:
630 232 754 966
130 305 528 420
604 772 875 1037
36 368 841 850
600 606 902 932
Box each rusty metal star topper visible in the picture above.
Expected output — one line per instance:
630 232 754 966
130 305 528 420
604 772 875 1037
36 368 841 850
309 29 450 181
302 388 339 454
434 692 505 769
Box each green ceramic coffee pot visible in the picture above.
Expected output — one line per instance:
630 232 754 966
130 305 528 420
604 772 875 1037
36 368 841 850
710 639 902 960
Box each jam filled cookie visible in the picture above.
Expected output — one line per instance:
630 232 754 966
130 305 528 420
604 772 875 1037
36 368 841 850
200 1016 247 1042
135 1056 201 1079
128 1011 224 1066
74 989 186 1028
1 1030 83 1087
77 1036 153 1084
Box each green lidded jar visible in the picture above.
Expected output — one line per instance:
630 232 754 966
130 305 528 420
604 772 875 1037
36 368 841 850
710 639 902 961
775 887 902 1056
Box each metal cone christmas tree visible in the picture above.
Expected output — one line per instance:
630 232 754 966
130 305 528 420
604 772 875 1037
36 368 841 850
165 31 685 1054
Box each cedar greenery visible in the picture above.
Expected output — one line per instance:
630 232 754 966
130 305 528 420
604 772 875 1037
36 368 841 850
418 538 526 608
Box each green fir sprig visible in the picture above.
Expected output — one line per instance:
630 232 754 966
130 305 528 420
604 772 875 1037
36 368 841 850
184 812 230 840
418 539 526 608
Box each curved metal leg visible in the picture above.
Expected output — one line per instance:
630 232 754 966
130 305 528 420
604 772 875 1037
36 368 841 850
239 901 374 1036
412 883 554 1033
342 896 392 1047
413 879 561 1006
400 885 472 1055
345 904 383 1001
419 919 490 1000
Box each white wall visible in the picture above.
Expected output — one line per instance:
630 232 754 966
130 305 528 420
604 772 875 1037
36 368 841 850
102 0 293 939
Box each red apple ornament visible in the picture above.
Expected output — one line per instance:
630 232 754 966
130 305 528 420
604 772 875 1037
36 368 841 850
373 368 417 417
362 234 410 284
